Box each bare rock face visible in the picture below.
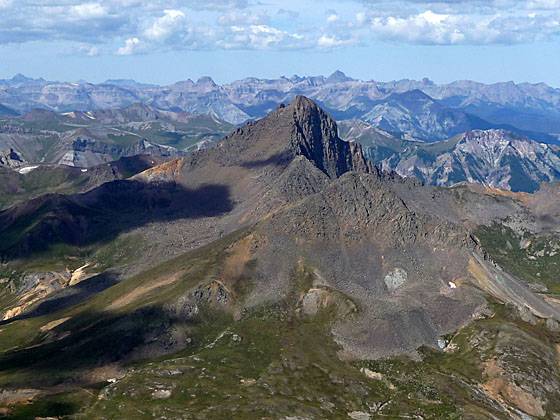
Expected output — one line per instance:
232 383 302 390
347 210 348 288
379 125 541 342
346 125 560 192
384 268 408 293
288 96 372 178
0 148 25 168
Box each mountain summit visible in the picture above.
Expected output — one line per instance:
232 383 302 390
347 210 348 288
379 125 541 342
143 95 372 185
326 70 353 83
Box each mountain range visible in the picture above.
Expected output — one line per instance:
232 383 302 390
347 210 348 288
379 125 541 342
0 97 559 418
1 72 559 143
342 122 560 192
2 72 560 194
0 103 233 169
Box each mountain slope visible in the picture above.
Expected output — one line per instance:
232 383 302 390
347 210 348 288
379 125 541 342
0 96 559 418
0 104 232 168
0 155 165 210
0 103 18 116
362 90 493 141
345 124 560 192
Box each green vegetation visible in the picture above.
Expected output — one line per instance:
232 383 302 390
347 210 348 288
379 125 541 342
0 227 559 418
0 166 92 210
476 223 560 294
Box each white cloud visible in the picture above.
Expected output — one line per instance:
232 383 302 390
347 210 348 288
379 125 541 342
525 0 560 10
369 11 466 44
221 24 303 49
317 34 352 48
144 9 186 41
356 12 367 25
69 3 107 20
117 37 140 55
218 10 267 26
357 7 560 44
0 0 558 52
327 13 339 23
79 44 100 56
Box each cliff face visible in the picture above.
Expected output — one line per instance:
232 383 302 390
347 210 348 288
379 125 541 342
288 96 371 178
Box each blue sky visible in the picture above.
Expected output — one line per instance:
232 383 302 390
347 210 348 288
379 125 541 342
0 0 559 85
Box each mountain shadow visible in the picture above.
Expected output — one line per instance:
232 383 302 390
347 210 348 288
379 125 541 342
0 180 233 259
0 305 193 389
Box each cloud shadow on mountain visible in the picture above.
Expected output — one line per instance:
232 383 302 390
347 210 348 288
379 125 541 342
0 180 234 260
239 151 293 169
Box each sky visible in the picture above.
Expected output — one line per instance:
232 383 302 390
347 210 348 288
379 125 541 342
0 0 559 86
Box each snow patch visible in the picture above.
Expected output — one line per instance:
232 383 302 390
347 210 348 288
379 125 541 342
17 165 39 174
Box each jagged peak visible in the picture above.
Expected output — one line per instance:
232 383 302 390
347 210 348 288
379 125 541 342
196 76 217 87
283 96 372 178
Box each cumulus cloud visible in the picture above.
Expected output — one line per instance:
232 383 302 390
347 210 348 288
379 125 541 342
69 3 108 19
317 34 353 48
369 11 466 44
117 37 140 55
326 13 339 23
218 10 268 26
361 8 560 44
0 0 558 53
219 24 304 49
144 9 186 41
79 44 100 56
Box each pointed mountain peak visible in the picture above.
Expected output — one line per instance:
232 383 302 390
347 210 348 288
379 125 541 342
283 96 371 178
196 76 217 87
326 70 352 83
11 73 32 82
198 95 371 180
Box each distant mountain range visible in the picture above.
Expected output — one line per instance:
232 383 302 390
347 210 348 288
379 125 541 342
0 103 233 169
1 72 559 143
2 72 560 193
341 121 560 192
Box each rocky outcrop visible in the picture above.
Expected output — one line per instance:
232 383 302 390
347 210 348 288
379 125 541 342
0 148 25 168
288 96 372 178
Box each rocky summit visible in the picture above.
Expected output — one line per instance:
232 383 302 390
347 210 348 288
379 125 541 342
0 96 559 419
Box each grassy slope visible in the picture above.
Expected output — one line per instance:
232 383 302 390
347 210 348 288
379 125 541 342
476 224 560 294
0 167 91 210
0 227 558 418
